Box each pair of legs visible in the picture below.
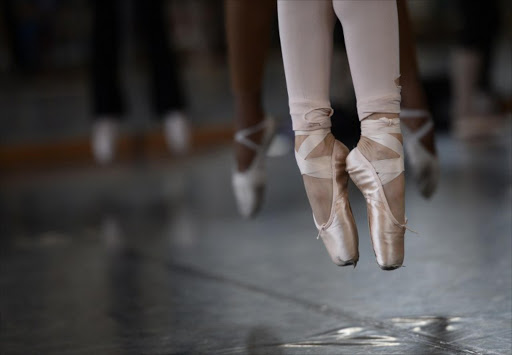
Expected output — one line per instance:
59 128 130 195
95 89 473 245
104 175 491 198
91 0 189 163
91 0 184 117
279 0 405 269
225 0 438 220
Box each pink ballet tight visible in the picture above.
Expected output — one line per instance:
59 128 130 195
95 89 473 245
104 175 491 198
278 0 401 131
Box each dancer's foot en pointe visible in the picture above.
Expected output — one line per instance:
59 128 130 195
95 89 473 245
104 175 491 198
347 114 406 270
401 109 439 198
295 128 358 266
91 117 119 165
232 115 276 218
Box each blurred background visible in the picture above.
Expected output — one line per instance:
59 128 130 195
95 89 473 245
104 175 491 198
0 0 510 163
0 1 511 354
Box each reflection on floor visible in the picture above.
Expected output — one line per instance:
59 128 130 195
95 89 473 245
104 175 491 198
1 133 511 354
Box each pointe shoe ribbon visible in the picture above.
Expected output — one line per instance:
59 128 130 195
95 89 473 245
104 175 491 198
295 129 332 237
401 108 439 198
234 118 275 152
401 109 433 140
360 117 404 186
294 129 332 179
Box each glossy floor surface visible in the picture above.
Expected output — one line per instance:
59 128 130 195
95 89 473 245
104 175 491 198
1 133 511 354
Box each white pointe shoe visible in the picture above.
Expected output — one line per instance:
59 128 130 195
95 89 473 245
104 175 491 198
91 117 120 165
163 111 191 155
401 109 439 199
232 116 276 218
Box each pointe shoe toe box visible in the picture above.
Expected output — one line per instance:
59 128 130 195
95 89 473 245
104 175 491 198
317 197 359 266
368 204 405 269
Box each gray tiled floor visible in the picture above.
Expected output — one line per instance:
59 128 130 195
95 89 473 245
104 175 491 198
1 132 511 354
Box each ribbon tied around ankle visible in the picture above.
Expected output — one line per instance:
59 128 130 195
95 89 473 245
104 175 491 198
294 129 332 179
360 117 404 186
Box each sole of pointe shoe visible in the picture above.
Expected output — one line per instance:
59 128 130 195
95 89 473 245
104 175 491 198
337 258 358 267
379 264 402 271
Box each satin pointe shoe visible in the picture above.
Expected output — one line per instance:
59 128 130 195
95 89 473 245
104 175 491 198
163 111 191 155
295 129 358 266
346 117 407 270
232 116 276 218
401 109 439 199
91 117 119 165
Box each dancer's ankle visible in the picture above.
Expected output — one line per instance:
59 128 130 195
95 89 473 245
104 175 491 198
358 115 402 162
401 108 436 154
233 92 265 172
294 129 335 226
294 130 333 154
358 115 405 224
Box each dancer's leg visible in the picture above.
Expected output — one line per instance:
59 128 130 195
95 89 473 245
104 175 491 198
91 0 123 117
279 0 336 223
279 0 358 266
136 0 190 154
137 0 185 116
397 0 435 154
226 0 277 218
333 0 400 121
90 0 123 164
452 0 503 140
331 0 405 269
225 0 275 172
279 0 335 132
334 0 404 225
397 0 426 111
397 0 439 198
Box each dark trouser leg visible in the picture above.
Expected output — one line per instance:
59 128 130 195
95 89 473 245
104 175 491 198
91 0 124 118
458 0 499 91
136 0 185 117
